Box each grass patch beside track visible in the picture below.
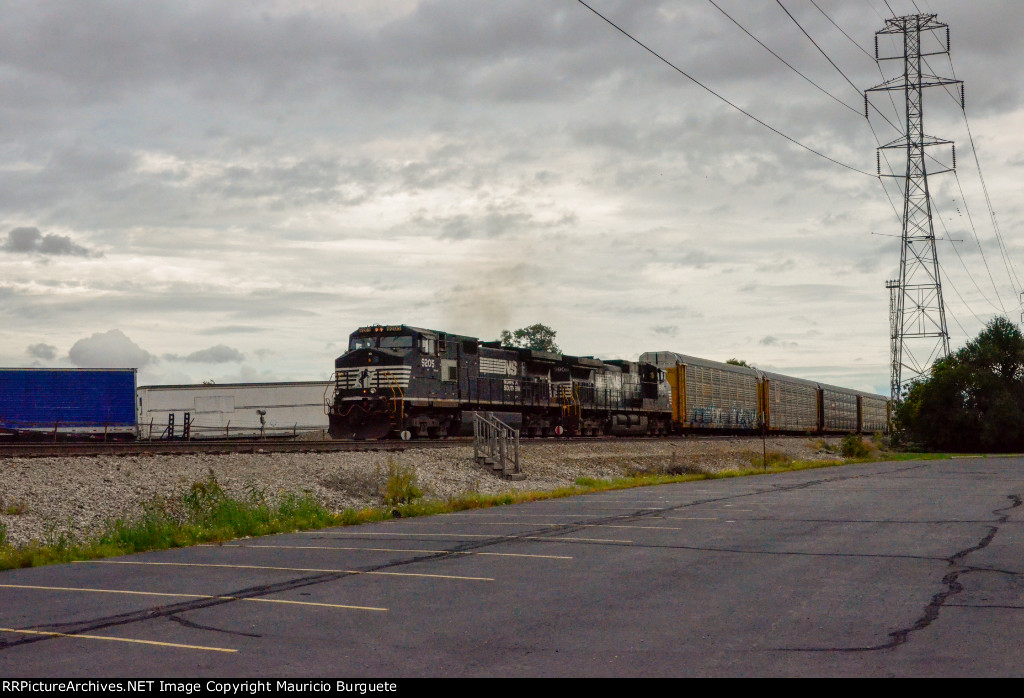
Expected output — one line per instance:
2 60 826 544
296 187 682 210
0 452 952 571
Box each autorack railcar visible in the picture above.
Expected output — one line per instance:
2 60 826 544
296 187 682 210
642 350 888 436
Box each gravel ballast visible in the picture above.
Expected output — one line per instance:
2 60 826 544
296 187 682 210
0 436 850 548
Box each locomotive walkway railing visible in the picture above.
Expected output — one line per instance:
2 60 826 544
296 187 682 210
472 412 525 481
464 378 644 411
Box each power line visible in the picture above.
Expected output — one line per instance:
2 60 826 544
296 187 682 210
952 169 1011 311
864 0 887 23
775 0 862 98
766 0 912 242
935 256 975 341
574 0 875 176
811 0 905 133
931 195 1003 317
776 0 904 137
944 54 1024 298
705 0 862 116
808 0 874 61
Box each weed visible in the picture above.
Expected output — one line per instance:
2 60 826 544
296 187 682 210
2 502 28 516
41 519 78 552
841 434 871 458
381 458 423 506
623 451 700 477
0 521 7 548
815 439 838 454
319 467 382 497
747 450 792 468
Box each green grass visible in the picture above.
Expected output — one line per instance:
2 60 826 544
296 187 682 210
0 451 953 572
0 498 28 516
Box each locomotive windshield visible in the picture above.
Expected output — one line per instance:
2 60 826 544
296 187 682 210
381 336 413 349
349 337 376 350
348 334 415 351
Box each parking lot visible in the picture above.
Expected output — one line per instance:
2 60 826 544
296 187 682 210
1 457 1022 677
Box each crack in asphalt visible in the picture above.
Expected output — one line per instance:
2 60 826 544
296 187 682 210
775 493 1023 653
0 460 946 653
168 614 262 639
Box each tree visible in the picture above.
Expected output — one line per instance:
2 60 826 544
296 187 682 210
895 316 1024 452
498 323 561 353
726 358 750 367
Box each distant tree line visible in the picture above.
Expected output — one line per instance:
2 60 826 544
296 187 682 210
895 317 1024 452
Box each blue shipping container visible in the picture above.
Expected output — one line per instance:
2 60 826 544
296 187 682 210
0 368 137 432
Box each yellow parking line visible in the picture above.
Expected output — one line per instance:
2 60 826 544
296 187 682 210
325 531 631 544
325 532 506 539
0 627 235 653
222 543 572 560
446 513 587 519
656 517 719 521
592 524 686 531
0 584 386 612
78 560 492 582
527 505 664 510
397 521 564 527
536 537 633 543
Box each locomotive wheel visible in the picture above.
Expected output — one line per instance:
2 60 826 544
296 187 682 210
351 414 393 440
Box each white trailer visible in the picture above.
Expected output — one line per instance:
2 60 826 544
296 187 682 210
137 381 333 439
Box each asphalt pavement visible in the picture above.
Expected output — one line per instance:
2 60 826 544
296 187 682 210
1 457 1021 677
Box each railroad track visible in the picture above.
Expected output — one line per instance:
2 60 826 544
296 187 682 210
0 432 790 458
0 438 474 458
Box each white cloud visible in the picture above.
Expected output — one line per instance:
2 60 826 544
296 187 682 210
67 330 156 369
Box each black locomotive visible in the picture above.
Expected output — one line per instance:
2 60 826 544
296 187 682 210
328 324 671 439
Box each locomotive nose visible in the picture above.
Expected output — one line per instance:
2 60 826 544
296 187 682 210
335 348 405 368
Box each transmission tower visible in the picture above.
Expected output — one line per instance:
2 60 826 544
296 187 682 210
866 14 962 403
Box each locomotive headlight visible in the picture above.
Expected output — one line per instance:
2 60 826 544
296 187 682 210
370 388 377 394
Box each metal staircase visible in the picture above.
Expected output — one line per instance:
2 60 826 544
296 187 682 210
472 412 525 481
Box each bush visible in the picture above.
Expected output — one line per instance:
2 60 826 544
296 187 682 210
815 439 838 454
746 450 792 469
840 434 870 458
381 459 422 506
894 317 1024 452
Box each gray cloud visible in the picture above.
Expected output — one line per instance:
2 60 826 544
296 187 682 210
68 330 156 368
651 325 679 337
412 203 578 241
0 0 1018 395
26 343 57 360
164 345 245 364
2 227 96 257
196 325 263 335
760 335 798 349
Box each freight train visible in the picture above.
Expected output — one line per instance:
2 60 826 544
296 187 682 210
327 324 889 440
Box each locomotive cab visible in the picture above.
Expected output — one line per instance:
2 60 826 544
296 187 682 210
329 325 436 439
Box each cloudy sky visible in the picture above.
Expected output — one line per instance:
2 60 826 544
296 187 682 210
1 0 1021 394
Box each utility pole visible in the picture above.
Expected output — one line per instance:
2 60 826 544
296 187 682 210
867 14 962 403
